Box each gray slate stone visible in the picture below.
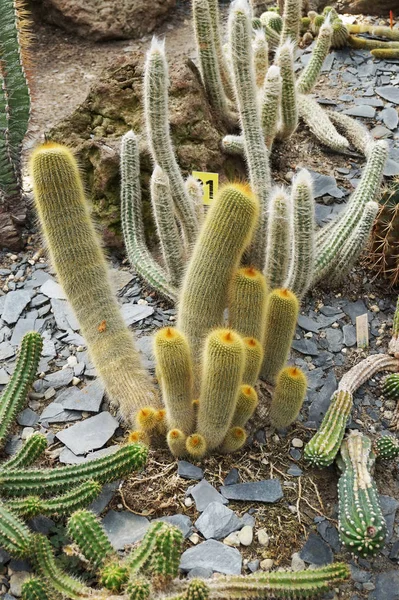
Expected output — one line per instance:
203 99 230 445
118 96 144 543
39 403 81 424
220 480 283 503
60 380 104 412
187 567 213 579
0 341 15 360
1 290 31 324
56 411 119 454
299 532 333 565
342 300 368 324
291 339 319 356
224 468 239 486
381 107 399 130
308 172 345 199
384 158 399 177
178 460 203 481
59 444 120 464
343 324 356 347
369 571 399 600
195 502 242 540
153 515 193 539
376 86 399 104
121 304 154 325
89 481 119 515
51 298 79 331
326 328 343 353
316 519 341 553
17 408 39 427
308 371 337 425
0 367 9 384
102 510 150 550
10 318 37 346
109 269 134 291
379 495 399 541
40 279 67 299
180 539 242 575
24 270 53 289
343 105 376 118
189 480 228 512
354 97 383 107
297 315 320 333
44 368 74 390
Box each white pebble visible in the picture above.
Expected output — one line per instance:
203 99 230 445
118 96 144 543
291 438 303 448
21 427 35 440
189 533 200 545
184 497 193 507
223 532 241 547
256 528 270 547
72 377 81 386
67 355 78 367
291 552 306 571
260 559 274 571
238 525 253 546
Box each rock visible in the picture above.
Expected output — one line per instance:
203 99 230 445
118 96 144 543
28 516 55 535
224 468 239 486
256 529 270 546
9 571 30 596
39 402 82 424
1 291 31 325
109 269 134 291
223 531 240 547
0 341 15 360
195 503 242 540
49 54 243 247
354 97 383 107
379 495 399 541
10 318 37 346
260 558 274 570
56 411 119 454
343 105 376 118
297 315 320 333
102 510 150 550
287 465 303 476
0 547 11 565
389 540 399 562
17 408 39 427
220 480 283 503
30 0 176 41
187 567 214 579
189 480 229 512
291 552 306 571
121 303 154 326
292 438 303 448
59 379 104 412
316 520 341 553
247 559 260 573
343 324 356 347
299 532 334 565
88 481 119 515
58 444 120 464
0 368 10 384
381 107 399 131
178 461 203 481
326 328 343 353
153 515 193 539
50 299 79 331
383 159 399 177
342 300 368 325
376 86 399 105
291 339 319 356
308 371 337 425
308 171 345 199
238 525 253 546
371 125 393 139
369 570 399 600
180 539 242 575
44 368 74 389
40 279 67 300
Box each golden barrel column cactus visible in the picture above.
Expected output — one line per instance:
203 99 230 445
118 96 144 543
228 267 268 342
30 143 160 425
270 366 307 429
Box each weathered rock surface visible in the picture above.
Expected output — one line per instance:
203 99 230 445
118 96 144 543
29 0 177 41
49 53 243 248
336 0 398 16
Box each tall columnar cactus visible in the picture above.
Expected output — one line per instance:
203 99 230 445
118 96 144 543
376 435 399 460
261 289 299 384
30 143 160 423
297 95 350 153
197 329 245 451
2 432 47 471
337 432 387 557
219 426 247 454
260 65 282 148
154 327 195 435
177 183 259 360
151 522 183 586
252 29 269 88
228 267 268 342
21 578 49 600
144 37 199 247
304 390 352 468
0 501 32 557
269 366 307 429
279 0 301 43
232 385 258 427
296 22 332 94
369 178 399 287
0 331 42 447
265 188 292 290
242 337 264 386
285 170 315 298
275 40 298 139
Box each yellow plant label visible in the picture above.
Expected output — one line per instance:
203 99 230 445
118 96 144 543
356 313 369 349
192 171 219 205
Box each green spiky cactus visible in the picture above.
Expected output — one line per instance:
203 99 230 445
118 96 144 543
275 40 298 139
3 432 47 471
228 267 268 343
21 578 49 600
270 366 307 429
151 523 183 586
197 329 245 451
260 65 282 148
207 0 235 100
261 289 299 384
0 331 42 447
376 435 399 460
232 385 258 428
221 134 245 156
296 22 332 94
304 390 352 468
186 433 207 459
260 11 283 34
264 188 291 290
242 337 263 386
337 432 387 557
0 501 32 557
0 442 148 497
285 170 315 298
154 327 195 435
252 29 268 88
279 0 301 43
127 521 167 573
186 579 209 600
348 23 399 41
390 296 399 356
383 373 399 399
348 36 399 51
126 577 151 600
369 177 399 287
30 143 160 424
67 508 116 569
6 480 102 519
100 563 130 593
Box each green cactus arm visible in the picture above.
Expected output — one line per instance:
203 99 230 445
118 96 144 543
67 509 116 569
310 14 325 36
260 65 282 149
186 579 210 600
326 109 372 155
382 372 399 400
348 36 399 51
259 13 282 48
31 534 91 599
296 23 332 95
154 327 195 435
261 289 299 384
376 435 399 460
0 75 19 198
275 40 298 140
314 140 388 282
331 19 349 49
121 131 177 302
21 577 49 600
228 0 271 271
197 329 245 451
125 521 166 573
126 577 151 600
228 267 268 343
304 390 352 468
167 429 188 458
219 426 247 454
337 432 387 557
270 366 307 429
99 563 129 593
150 166 184 287
7 480 102 519
389 296 399 356
329 201 378 283
297 94 350 153
0 501 33 557
252 29 268 88
150 523 183 587
0 443 148 497
0 331 43 447
264 188 292 290
207 0 235 100
186 432 207 459
31 143 160 423
280 0 301 43
3 432 47 470
338 354 399 394
231 385 258 428
144 38 199 247
285 170 315 299
177 183 259 359
221 135 245 156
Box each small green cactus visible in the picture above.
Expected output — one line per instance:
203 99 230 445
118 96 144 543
186 579 210 600
151 522 183 586
21 578 49 600
375 435 399 460
3 432 47 471
382 373 399 400
100 562 130 592
126 577 152 600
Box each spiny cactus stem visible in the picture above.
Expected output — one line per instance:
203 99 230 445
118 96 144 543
339 354 399 394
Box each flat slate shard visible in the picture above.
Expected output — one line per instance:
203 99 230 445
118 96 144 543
153 514 193 539
44 368 74 390
195 502 242 540
56 411 119 454
220 480 283 503
102 510 150 550
178 460 203 481
376 86 399 105
40 279 67 300
189 479 229 512
180 539 242 575
60 379 104 412
299 532 334 565
121 304 154 326
1 290 31 325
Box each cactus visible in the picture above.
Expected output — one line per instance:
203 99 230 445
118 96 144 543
2 432 47 471
297 94 350 153
21 578 49 600
167 429 188 458
154 328 195 434
136 407 159 433
348 36 399 51
185 433 207 459
228 267 268 342
197 329 245 451
369 177 399 287
0 442 148 497
390 296 399 357
339 353 399 394
186 579 209 600
337 432 387 557
260 65 282 148
0 501 32 557
67 509 116 569
221 134 245 156
100 563 130 592
280 0 301 43
0 332 42 447
260 11 283 34
326 109 372 155
330 19 349 49
371 48 399 59
265 188 291 290
348 23 399 41
383 373 399 399
275 40 298 139
261 289 299 384
30 143 160 424
232 385 258 428
126 521 167 574
253 29 269 88
304 390 353 468
219 427 247 454
151 523 183 586
296 23 332 95
376 435 399 460
177 183 259 359
270 366 307 429
126 577 151 600
242 337 264 387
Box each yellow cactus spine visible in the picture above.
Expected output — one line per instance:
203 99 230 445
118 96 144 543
186 433 207 459
261 289 299 384
167 429 187 458
136 407 158 433
177 183 259 358
30 143 159 425
232 385 258 428
270 366 307 428
154 327 195 435
242 337 264 386
228 267 268 343
219 427 247 454
197 329 245 451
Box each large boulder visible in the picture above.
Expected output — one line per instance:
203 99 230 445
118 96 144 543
335 0 397 16
48 52 244 249
29 0 177 41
